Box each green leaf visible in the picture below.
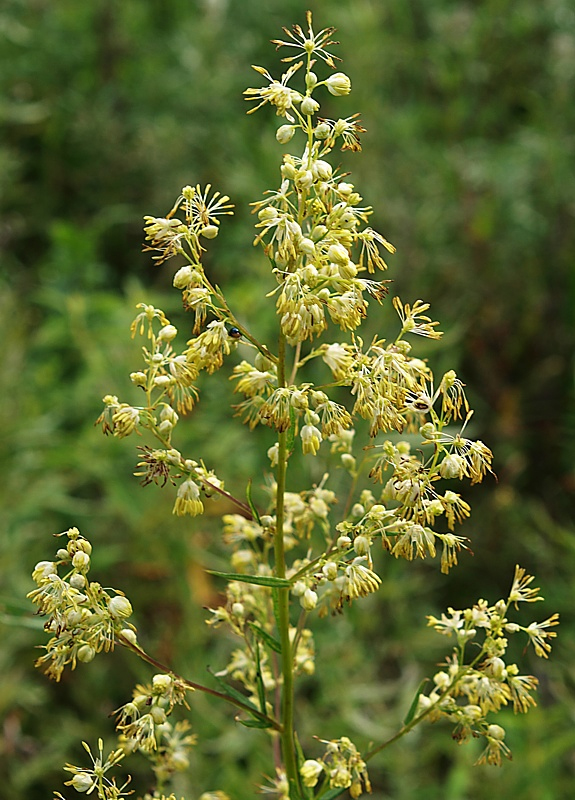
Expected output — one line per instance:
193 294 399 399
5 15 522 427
247 621 282 653
207 668 259 712
403 678 429 725
318 788 348 800
253 638 267 714
207 570 292 588
246 479 262 524
238 718 273 729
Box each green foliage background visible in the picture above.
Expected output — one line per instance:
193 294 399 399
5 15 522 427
1 1 574 798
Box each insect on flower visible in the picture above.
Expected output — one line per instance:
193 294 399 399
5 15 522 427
228 327 242 339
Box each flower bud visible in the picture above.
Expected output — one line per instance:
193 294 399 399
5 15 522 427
337 535 352 549
306 71 318 90
354 535 370 556
487 724 506 741
327 243 350 265
70 573 86 589
311 224 328 241
120 628 138 645
295 169 314 189
341 453 356 471
301 588 318 611
281 160 297 180
301 96 320 115
258 206 278 221
32 561 57 583
173 265 194 288
72 551 90 571
351 503 365 518
71 772 94 792
152 673 173 693
150 705 167 724
77 644 96 664
158 324 178 341
200 224 219 239
420 422 438 440
232 602 245 618
440 454 466 479
108 595 133 619
300 759 324 787
322 561 338 581
276 124 296 144
314 122 330 139
313 160 332 181
325 72 352 96
298 237 316 256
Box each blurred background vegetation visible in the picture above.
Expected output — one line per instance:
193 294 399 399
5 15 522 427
1 0 574 797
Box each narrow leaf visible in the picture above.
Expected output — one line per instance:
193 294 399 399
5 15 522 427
248 621 282 653
319 788 348 800
403 678 429 725
238 718 272 729
207 570 292 588
207 668 259 712
246 479 262 524
253 639 267 714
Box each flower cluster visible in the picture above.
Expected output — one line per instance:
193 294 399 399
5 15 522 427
300 736 371 798
417 566 559 765
115 674 195 786
53 739 130 800
28 527 136 681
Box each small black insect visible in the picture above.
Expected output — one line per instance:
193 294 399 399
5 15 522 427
228 327 242 339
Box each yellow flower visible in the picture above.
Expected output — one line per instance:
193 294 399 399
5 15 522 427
301 424 322 455
173 479 204 517
244 63 303 118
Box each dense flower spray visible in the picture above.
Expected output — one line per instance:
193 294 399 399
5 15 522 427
29 12 557 800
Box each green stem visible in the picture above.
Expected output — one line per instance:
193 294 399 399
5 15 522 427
275 331 300 797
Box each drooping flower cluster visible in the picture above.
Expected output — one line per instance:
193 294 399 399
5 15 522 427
416 565 559 765
300 736 371 798
28 527 137 681
115 673 196 787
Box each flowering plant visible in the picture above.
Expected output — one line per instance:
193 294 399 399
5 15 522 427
29 13 558 800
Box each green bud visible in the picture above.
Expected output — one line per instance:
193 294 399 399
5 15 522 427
306 71 318 90
77 644 96 663
325 72 352 96
301 96 320 115
314 122 330 139
72 551 90 571
200 224 219 239
152 673 173 693
150 705 167 724
301 588 318 611
276 124 296 144
108 595 133 619
71 772 94 792
119 628 138 645
158 324 178 341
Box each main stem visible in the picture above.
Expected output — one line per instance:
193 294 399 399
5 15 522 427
275 331 299 796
